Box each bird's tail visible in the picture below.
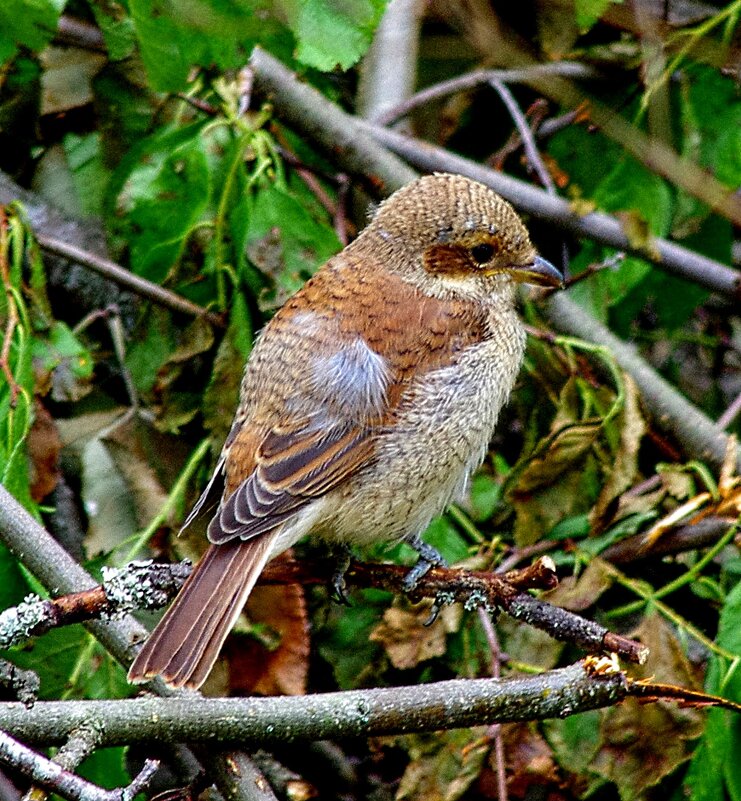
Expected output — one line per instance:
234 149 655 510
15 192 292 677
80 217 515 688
128 535 277 689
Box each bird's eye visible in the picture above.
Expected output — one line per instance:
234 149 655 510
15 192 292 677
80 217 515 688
470 243 495 264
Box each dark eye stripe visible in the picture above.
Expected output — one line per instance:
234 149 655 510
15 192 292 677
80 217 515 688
470 243 494 264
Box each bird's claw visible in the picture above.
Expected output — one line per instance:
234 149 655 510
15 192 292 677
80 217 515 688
330 548 352 606
423 591 455 626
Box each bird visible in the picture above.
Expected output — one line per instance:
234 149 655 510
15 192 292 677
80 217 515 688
127 172 563 690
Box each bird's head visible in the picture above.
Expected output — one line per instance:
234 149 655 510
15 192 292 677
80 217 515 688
360 173 562 302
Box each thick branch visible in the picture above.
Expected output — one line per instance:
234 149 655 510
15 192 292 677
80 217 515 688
0 662 627 747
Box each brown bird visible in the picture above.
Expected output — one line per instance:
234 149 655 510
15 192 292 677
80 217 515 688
128 173 562 689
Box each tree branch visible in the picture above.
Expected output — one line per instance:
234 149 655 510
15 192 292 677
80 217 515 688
0 730 158 801
0 662 628 747
250 48 740 300
35 235 224 328
0 485 275 801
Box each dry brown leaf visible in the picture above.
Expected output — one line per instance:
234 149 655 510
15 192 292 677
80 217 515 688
590 374 646 532
478 723 567 800
369 605 450 670
544 558 614 612
27 400 61 501
225 577 310 696
587 613 704 799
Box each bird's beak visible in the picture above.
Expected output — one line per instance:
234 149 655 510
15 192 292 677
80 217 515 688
509 255 564 288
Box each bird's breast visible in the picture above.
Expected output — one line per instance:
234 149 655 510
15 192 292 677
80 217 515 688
326 308 526 546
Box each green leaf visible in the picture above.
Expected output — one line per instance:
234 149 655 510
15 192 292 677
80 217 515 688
246 182 340 307
685 579 741 801
283 0 388 71
10 627 131 700
0 0 66 63
573 0 622 32
468 473 501 522
113 123 210 281
78 748 131 791
63 132 109 218
0 544 32 611
316 589 385 688
544 710 602 774
31 321 94 402
89 0 136 61
128 0 283 91
422 517 469 565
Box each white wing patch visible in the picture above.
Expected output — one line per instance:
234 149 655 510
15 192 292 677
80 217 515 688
310 337 390 423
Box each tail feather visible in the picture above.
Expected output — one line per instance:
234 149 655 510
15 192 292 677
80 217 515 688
128 535 277 689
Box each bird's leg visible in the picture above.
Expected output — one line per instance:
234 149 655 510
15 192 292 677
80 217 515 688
330 545 353 606
402 532 448 593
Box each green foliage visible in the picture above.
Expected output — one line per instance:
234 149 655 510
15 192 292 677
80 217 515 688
282 0 388 71
0 0 65 63
574 0 622 32
0 1 740 798
686 580 741 801
125 0 387 90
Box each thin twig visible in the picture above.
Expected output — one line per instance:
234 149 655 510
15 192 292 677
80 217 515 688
376 63 601 126
489 80 557 195
0 729 158 801
35 234 225 328
718 389 741 430
477 611 508 801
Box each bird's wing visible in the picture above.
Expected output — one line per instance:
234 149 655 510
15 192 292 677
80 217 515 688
207 419 376 543
184 257 488 545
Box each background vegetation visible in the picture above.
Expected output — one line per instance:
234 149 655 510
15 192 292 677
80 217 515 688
0 0 740 799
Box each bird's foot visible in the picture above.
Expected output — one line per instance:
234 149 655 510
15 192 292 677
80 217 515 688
424 591 456 626
402 534 447 593
330 547 353 606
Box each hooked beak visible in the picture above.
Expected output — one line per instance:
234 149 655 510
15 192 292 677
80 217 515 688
510 255 564 288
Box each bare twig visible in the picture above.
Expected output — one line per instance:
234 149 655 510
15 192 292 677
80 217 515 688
54 16 105 51
476 611 508 801
376 63 601 126
0 729 158 801
35 235 225 328
718 389 741 430
22 725 100 801
489 80 557 196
